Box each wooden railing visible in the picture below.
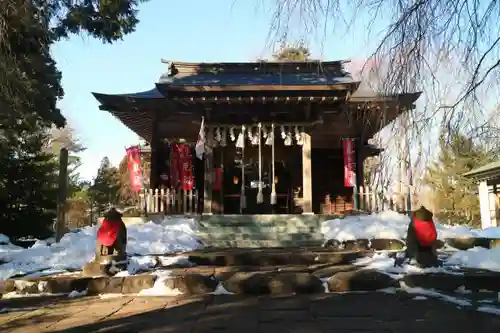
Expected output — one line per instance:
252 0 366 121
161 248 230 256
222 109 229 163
140 186 409 215
139 188 199 214
320 186 409 214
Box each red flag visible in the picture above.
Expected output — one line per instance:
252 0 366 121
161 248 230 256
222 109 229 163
343 139 356 187
126 146 143 192
170 144 194 190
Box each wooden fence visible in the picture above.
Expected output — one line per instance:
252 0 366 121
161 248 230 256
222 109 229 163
320 186 410 214
140 186 409 215
139 188 198 214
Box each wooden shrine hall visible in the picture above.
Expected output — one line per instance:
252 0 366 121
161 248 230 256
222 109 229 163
93 60 421 215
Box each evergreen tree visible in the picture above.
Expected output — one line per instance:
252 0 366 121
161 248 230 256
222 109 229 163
89 157 120 216
423 130 496 226
0 1 146 238
0 123 58 239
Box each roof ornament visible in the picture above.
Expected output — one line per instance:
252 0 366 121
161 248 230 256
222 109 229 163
166 61 179 77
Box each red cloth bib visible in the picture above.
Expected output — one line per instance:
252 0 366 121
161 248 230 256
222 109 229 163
97 219 121 247
413 217 437 247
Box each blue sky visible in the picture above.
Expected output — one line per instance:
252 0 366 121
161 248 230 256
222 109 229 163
51 0 385 181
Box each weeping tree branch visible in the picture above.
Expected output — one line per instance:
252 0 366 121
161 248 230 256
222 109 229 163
265 0 500 132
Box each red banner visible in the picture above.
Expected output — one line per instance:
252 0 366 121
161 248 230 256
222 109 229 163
343 139 356 187
171 144 194 191
126 146 143 192
212 168 223 191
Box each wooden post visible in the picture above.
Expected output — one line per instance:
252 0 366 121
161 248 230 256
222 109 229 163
302 132 313 214
478 181 492 229
56 148 68 242
354 140 364 211
203 153 213 215
150 110 160 191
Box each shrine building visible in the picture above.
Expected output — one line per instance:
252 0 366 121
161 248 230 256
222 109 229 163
93 60 420 215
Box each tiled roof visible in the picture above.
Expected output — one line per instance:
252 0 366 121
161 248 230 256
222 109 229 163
158 73 356 86
464 160 500 180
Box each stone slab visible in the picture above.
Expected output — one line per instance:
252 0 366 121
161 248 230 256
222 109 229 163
403 272 500 292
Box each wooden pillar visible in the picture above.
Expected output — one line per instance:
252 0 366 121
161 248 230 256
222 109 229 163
302 133 313 214
355 141 364 190
478 180 492 229
203 153 213 215
149 110 160 190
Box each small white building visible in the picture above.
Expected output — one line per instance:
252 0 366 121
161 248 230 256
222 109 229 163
464 161 500 229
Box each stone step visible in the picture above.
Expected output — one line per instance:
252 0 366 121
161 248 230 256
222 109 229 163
200 214 333 227
196 232 324 242
185 248 372 266
198 225 320 234
199 239 325 248
2 249 377 297
11 264 500 298
4 263 389 297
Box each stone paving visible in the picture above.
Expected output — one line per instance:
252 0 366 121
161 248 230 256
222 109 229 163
1 292 499 333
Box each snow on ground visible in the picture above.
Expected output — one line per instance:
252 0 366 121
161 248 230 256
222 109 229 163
1 210 500 281
0 217 201 280
446 247 500 272
321 210 500 242
353 248 500 275
137 270 183 296
322 211 500 272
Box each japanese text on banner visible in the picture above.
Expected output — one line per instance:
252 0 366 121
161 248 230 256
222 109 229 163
126 146 143 192
343 139 356 187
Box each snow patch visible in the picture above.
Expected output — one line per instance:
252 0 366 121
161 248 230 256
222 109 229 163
137 270 182 296
446 247 500 272
0 217 201 280
321 210 500 241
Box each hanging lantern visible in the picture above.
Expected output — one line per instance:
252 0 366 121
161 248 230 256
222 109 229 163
270 123 277 205
280 125 286 139
251 127 259 145
235 130 244 148
256 122 264 204
239 125 246 210
233 176 239 184
220 127 227 147
296 126 304 145
262 126 268 138
265 125 273 145
229 127 236 141
294 126 300 142
207 127 216 147
284 132 292 146
215 127 222 142
247 126 254 143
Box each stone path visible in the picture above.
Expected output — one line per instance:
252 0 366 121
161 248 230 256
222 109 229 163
0 292 499 333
